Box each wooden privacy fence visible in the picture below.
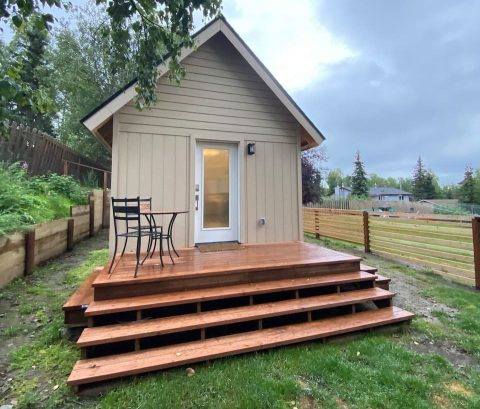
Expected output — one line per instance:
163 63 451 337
0 189 110 289
304 207 480 289
0 121 111 187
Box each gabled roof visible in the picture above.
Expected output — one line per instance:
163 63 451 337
369 187 412 196
81 15 325 151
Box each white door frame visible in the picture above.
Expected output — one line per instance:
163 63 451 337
194 141 239 244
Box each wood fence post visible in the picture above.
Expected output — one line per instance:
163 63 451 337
314 209 320 239
67 218 75 251
89 193 95 237
472 217 480 290
363 211 370 253
24 230 35 275
102 188 109 228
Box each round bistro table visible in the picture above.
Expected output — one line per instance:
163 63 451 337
140 209 188 266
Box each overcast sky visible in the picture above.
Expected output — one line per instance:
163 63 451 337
220 0 480 184
2 0 478 184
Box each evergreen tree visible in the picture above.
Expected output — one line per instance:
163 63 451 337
459 165 475 203
351 151 369 198
423 171 437 200
412 157 427 200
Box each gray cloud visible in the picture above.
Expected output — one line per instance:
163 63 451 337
292 0 480 184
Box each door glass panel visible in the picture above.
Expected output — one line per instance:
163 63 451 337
203 148 229 228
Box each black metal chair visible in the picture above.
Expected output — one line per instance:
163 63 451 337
110 197 158 277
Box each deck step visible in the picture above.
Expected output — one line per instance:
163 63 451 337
63 268 101 327
360 264 378 274
360 264 391 289
85 271 376 317
78 288 394 347
68 306 414 386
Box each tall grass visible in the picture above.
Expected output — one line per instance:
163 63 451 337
0 162 89 236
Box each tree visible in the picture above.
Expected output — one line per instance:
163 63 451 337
458 165 475 203
423 171 437 200
411 157 438 200
351 151 369 198
0 0 222 128
0 13 56 132
302 146 326 204
50 3 136 163
326 168 344 196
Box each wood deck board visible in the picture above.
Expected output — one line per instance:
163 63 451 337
85 271 376 316
68 307 414 385
375 274 391 283
63 268 101 311
360 264 378 274
93 242 361 287
78 288 394 347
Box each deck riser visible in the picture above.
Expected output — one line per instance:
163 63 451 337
93 261 360 300
82 295 395 355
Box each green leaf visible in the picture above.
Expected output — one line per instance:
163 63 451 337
12 15 23 27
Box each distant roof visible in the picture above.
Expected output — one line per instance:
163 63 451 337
369 187 412 196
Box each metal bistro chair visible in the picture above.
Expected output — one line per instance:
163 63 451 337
110 197 159 277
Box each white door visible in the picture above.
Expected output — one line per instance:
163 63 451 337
195 142 239 243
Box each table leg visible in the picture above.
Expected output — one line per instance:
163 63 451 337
168 213 180 257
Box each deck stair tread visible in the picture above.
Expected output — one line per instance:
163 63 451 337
85 271 376 316
63 268 101 311
360 264 390 283
360 264 378 274
78 288 394 347
375 274 391 283
68 306 414 386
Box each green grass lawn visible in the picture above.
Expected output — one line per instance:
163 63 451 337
1 235 480 408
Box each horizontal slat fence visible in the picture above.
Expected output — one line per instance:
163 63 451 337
304 207 480 288
304 208 364 245
0 189 110 289
369 213 474 285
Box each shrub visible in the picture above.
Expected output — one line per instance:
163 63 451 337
0 163 89 236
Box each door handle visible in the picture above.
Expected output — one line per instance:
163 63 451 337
195 194 199 211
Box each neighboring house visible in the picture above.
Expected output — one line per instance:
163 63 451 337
334 185 352 199
368 187 413 202
81 16 325 249
334 186 413 202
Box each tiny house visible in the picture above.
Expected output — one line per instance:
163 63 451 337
67 16 413 390
81 16 324 249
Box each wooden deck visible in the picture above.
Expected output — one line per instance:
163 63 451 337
64 241 413 390
96 241 361 284
91 242 362 300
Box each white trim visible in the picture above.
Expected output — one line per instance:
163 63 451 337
82 18 324 148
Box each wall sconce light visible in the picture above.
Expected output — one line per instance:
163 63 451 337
247 143 256 155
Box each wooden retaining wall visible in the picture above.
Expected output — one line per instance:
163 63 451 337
304 207 480 288
0 189 110 289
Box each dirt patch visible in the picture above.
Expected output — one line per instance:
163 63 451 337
0 230 108 399
433 392 451 409
336 247 459 323
386 269 457 322
409 338 480 369
446 381 473 397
